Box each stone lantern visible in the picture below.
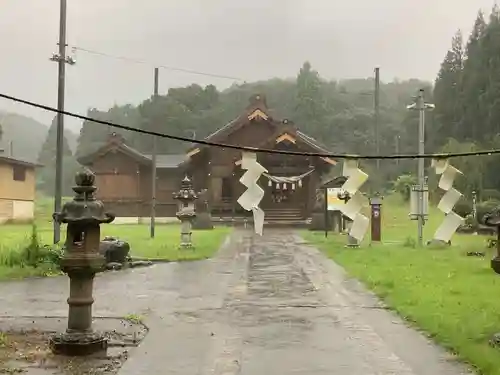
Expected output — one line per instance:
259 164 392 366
50 169 115 356
173 175 198 248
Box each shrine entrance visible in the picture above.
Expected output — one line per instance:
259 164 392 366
260 170 314 218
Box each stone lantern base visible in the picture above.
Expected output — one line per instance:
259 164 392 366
179 242 194 249
49 331 107 356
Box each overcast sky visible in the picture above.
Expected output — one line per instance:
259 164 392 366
0 0 495 130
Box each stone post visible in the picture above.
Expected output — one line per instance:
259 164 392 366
173 176 198 248
50 169 115 356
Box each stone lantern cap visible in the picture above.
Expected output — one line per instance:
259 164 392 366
484 207 500 227
53 169 115 225
172 175 198 202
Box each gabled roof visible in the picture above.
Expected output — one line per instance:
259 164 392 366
78 133 187 169
187 94 334 163
143 154 188 169
0 154 41 168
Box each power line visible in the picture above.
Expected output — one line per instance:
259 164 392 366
1 91 499 160
71 46 244 81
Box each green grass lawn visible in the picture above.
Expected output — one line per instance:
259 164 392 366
0 223 230 281
304 195 500 375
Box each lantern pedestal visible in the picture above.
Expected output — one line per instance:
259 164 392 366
173 176 198 249
50 169 114 356
179 215 195 249
50 330 107 357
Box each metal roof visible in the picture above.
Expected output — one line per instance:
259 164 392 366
143 154 188 169
0 154 41 168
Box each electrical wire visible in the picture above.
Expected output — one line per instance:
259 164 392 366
1 92 498 160
71 46 244 81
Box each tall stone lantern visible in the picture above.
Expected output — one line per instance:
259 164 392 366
50 169 115 356
173 175 198 248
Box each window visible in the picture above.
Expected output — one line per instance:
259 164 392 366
12 165 26 182
221 177 233 199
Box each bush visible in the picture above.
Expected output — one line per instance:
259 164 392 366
477 200 500 224
482 189 500 202
454 199 473 218
1 224 62 270
393 174 417 202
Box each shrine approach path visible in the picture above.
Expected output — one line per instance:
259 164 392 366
0 229 475 375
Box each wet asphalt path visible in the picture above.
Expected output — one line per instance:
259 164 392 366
0 229 475 374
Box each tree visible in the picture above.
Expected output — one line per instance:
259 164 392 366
37 116 79 196
71 64 431 190
136 95 194 154
433 30 464 143
294 62 326 137
76 104 140 157
439 138 488 198
460 11 487 141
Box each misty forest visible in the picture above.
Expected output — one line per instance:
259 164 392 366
0 9 499 208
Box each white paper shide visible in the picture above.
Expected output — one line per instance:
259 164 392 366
338 160 370 242
237 152 267 235
432 158 464 242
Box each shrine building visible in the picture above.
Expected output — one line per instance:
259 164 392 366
78 94 335 224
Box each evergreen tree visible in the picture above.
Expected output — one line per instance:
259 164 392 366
37 116 78 196
433 30 464 143
480 5 500 136
294 61 327 143
461 11 487 141
76 105 140 157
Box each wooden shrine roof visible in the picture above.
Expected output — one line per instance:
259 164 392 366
186 94 335 165
77 133 187 169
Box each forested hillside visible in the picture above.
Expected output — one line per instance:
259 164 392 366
75 62 430 190
433 5 500 199
0 112 50 162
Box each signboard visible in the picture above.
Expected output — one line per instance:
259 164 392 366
327 188 343 211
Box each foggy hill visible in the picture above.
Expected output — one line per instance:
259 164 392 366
0 111 78 162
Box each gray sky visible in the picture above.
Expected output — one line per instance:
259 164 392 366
0 0 495 131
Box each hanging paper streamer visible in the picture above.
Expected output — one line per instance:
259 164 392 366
237 152 267 235
432 158 464 242
338 160 370 242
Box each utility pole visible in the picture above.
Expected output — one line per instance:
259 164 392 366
395 135 400 167
374 67 380 171
150 67 159 238
407 89 435 247
50 0 75 244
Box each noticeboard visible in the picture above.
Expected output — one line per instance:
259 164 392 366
327 188 343 211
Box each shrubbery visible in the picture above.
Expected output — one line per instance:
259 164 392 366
0 224 63 275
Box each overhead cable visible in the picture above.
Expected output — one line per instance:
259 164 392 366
0 92 498 160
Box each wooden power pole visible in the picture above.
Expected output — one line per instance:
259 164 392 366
150 68 159 238
374 67 381 171
50 0 75 244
